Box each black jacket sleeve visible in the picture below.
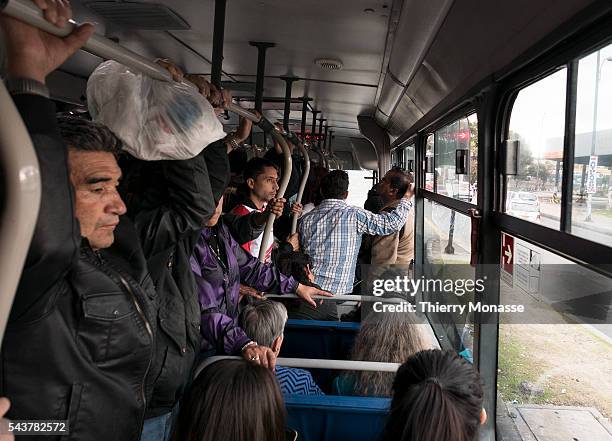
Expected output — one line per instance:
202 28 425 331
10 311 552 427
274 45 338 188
127 143 222 259
222 211 265 244
11 95 80 321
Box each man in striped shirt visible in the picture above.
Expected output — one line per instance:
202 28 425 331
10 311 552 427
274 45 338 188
299 170 414 296
240 300 323 395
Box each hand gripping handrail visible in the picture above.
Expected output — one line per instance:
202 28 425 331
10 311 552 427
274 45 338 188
194 356 400 378
1 0 294 263
257 126 292 262
288 133 310 235
0 81 42 344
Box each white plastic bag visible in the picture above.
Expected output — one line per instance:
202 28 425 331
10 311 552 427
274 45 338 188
87 60 226 160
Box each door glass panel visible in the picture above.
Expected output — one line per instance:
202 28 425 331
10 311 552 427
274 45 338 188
423 200 474 356
497 233 612 436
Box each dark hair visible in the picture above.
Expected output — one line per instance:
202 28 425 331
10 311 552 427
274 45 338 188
320 169 349 200
302 165 329 206
173 359 286 441
277 251 316 286
243 157 279 183
387 167 413 198
229 148 249 175
381 349 484 441
57 116 123 154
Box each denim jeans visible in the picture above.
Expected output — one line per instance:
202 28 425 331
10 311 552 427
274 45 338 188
140 403 179 441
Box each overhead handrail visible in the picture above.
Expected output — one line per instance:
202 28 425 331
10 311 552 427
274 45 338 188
0 82 42 344
258 126 292 262
288 133 310 234
264 294 405 304
194 356 400 378
1 0 294 263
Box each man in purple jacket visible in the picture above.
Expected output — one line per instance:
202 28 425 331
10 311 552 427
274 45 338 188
191 196 332 369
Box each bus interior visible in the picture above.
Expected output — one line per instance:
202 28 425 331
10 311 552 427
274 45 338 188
1 0 611 440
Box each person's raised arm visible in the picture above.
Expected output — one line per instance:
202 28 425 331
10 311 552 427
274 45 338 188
129 69 220 257
355 184 415 236
1 0 94 320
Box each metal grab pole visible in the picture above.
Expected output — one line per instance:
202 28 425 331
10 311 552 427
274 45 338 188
0 0 270 124
1 0 172 82
290 139 310 234
258 129 292 262
195 356 400 378
0 82 41 344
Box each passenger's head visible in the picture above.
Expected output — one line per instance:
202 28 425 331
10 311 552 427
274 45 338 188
378 167 413 204
302 165 329 206
243 158 279 206
58 116 126 250
349 312 431 397
240 300 287 356
277 251 316 286
381 349 486 441
320 169 349 200
173 359 286 441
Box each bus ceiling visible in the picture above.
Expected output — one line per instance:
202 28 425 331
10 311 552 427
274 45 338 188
376 0 610 142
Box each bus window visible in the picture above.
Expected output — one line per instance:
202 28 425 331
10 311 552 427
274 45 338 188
572 43 612 247
506 68 567 228
425 134 434 191
497 233 612 435
434 113 478 204
345 169 374 208
402 143 415 172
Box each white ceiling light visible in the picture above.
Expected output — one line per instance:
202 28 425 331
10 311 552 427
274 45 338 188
314 58 344 71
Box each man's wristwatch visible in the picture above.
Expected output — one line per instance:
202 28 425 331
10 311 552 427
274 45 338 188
5 77 50 98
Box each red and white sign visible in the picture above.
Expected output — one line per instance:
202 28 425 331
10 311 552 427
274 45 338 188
502 233 514 275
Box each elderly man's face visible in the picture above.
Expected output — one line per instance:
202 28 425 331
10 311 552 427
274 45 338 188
68 149 126 250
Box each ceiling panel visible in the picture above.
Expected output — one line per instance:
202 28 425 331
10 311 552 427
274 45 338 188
67 0 393 139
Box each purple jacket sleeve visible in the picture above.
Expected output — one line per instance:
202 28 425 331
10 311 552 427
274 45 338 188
230 236 298 294
190 248 251 355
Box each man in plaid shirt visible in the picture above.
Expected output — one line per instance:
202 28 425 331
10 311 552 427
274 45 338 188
299 170 414 297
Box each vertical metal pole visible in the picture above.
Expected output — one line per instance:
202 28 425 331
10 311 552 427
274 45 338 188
328 130 334 154
318 118 326 150
249 41 275 113
281 76 299 132
324 124 329 154
561 61 578 232
211 0 227 88
300 97 309 139
311 110 320 145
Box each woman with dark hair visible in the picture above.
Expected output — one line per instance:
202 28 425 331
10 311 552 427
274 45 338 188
333 312 435 397
381 349 487 441
172 359 295 441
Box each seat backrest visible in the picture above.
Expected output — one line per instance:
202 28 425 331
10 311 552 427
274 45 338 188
281 320 361 392
281 319 360 360
285 394 390 441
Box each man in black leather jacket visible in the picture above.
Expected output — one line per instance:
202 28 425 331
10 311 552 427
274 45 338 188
0 4 157 440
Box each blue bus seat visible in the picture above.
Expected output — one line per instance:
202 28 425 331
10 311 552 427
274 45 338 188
285 394 390 441
280 320 361 392
281 319 360 360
